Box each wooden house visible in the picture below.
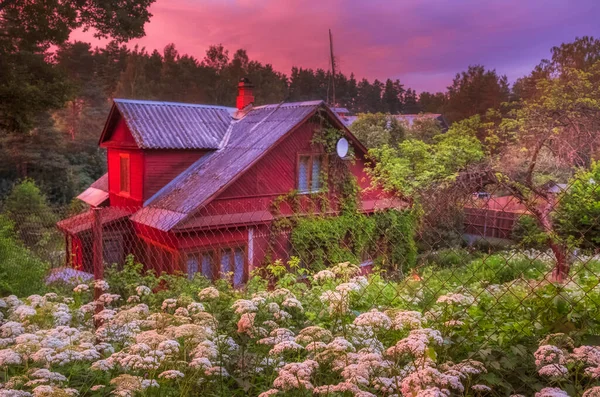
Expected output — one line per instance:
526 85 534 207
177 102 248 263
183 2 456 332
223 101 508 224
58 78 403 285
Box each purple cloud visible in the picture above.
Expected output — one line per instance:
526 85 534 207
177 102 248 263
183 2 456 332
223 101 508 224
72 0 600 92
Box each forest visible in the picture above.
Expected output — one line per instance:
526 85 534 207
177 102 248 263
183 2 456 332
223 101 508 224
0 0 516 206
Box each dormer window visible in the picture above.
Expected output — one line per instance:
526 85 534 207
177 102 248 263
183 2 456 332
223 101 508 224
119 153 130 195
298 154 324 193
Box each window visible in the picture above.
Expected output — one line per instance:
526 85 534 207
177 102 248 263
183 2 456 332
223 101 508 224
119 154 130 194
220 247 245 287
298 154 324 193
103 237 123 265
187 251 215 280
187 246 246 286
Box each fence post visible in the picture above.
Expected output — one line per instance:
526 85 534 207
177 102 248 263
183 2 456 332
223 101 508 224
92 207 104 325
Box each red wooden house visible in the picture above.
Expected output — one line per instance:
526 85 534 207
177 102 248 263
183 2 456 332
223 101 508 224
58 79 402 285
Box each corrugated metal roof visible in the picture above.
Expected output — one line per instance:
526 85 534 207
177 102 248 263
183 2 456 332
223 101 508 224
90 173 108 191
77 173 109 207
174 211 274 231
57 208 132 235
131 101 323 231
114 99 236 149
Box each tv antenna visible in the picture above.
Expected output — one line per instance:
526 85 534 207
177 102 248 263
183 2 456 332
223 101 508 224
329 28 336 107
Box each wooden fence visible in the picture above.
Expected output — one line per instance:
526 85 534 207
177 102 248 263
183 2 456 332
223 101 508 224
463 207 525 240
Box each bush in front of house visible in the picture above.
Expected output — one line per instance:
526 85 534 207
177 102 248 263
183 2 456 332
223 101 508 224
0 214 49 297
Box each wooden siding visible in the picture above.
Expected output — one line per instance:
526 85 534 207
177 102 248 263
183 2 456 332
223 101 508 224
143 150 208 201
107 148 144 207
101 117 137 148
196 121 388 218
218 122 318 199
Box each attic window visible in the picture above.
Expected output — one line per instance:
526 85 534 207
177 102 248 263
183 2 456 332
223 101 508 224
119 154 130 195
298 154 325 193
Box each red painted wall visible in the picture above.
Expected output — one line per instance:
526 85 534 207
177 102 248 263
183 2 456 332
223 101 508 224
102 118 137 148
196 121 387 218
218 122 318 200
143 150 208 201
107 148 145 207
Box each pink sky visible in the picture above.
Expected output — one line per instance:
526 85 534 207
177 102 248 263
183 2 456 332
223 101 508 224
72 0 600 92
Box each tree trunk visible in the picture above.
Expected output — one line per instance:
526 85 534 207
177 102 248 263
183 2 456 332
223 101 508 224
532 193 570 282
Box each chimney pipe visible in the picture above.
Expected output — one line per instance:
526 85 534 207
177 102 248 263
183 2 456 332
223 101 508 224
236 77 254 110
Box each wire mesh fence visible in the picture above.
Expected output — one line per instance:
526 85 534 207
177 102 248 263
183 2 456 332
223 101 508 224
1 186 600 397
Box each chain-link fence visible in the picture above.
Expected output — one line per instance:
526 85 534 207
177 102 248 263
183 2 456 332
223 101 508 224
1 184 600 397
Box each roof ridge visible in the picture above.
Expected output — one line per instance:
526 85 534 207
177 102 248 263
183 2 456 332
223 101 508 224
113 98 237 112
253 100 324 109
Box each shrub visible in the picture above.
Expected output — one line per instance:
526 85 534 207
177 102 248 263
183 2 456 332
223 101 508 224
422 247 473 268
0 214 48 296
512 214 547 249
290 209 417 274
555 161 600 248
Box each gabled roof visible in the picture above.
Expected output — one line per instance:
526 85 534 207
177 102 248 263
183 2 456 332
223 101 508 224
131 100 364 231
100 99 237 149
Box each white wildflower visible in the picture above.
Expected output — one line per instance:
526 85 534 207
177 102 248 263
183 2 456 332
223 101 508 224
73 284 89 293
198 287 219 300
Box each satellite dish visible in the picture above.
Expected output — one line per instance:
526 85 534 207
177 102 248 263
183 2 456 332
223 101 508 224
336 137 349 158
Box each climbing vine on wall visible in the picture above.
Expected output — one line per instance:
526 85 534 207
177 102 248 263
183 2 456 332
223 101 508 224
266 112 418 276
290 208 417 276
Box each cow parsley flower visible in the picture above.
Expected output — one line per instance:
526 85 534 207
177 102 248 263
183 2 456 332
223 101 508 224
73 284 89 293
583 387 600 397
436 293 474 306
273 360 319 391
269 341 304 356
158 370 184 379
534 345 565 367
538 364 568 378
161 298 178 311
13 305 36 321
257 389 279 397
472 384 492 393
93 280 110 291
354 309 392 329
1 322 25 338
534 387 570 397
0 349 22 367
135 286 151 296
313 270 335 283
198 287 219 300
231 299 258 314
390 310 426 330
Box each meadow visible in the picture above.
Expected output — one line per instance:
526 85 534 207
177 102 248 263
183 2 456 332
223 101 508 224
1 251 600 397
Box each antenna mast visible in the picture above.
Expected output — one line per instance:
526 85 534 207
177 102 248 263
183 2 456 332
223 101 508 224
329 28 336 107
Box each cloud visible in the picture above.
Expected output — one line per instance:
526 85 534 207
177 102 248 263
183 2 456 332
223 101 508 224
71 0 600 92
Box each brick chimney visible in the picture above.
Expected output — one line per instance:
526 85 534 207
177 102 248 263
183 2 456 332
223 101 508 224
236 77 254 110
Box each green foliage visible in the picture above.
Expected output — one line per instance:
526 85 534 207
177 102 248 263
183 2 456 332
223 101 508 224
0 0 156 134
555 162 600 248
512 215 548 249
104 255 162 302
349 112 406 148
290 209 417 275
444 65 510 123
421 248 474 269
367 116 485 195
1 179 62 262
405 116 444 143
290 213 373 270
0 215 48 296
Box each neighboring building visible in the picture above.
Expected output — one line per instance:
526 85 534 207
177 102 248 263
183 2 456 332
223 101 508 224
58 78 403 285
338 112 449 130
